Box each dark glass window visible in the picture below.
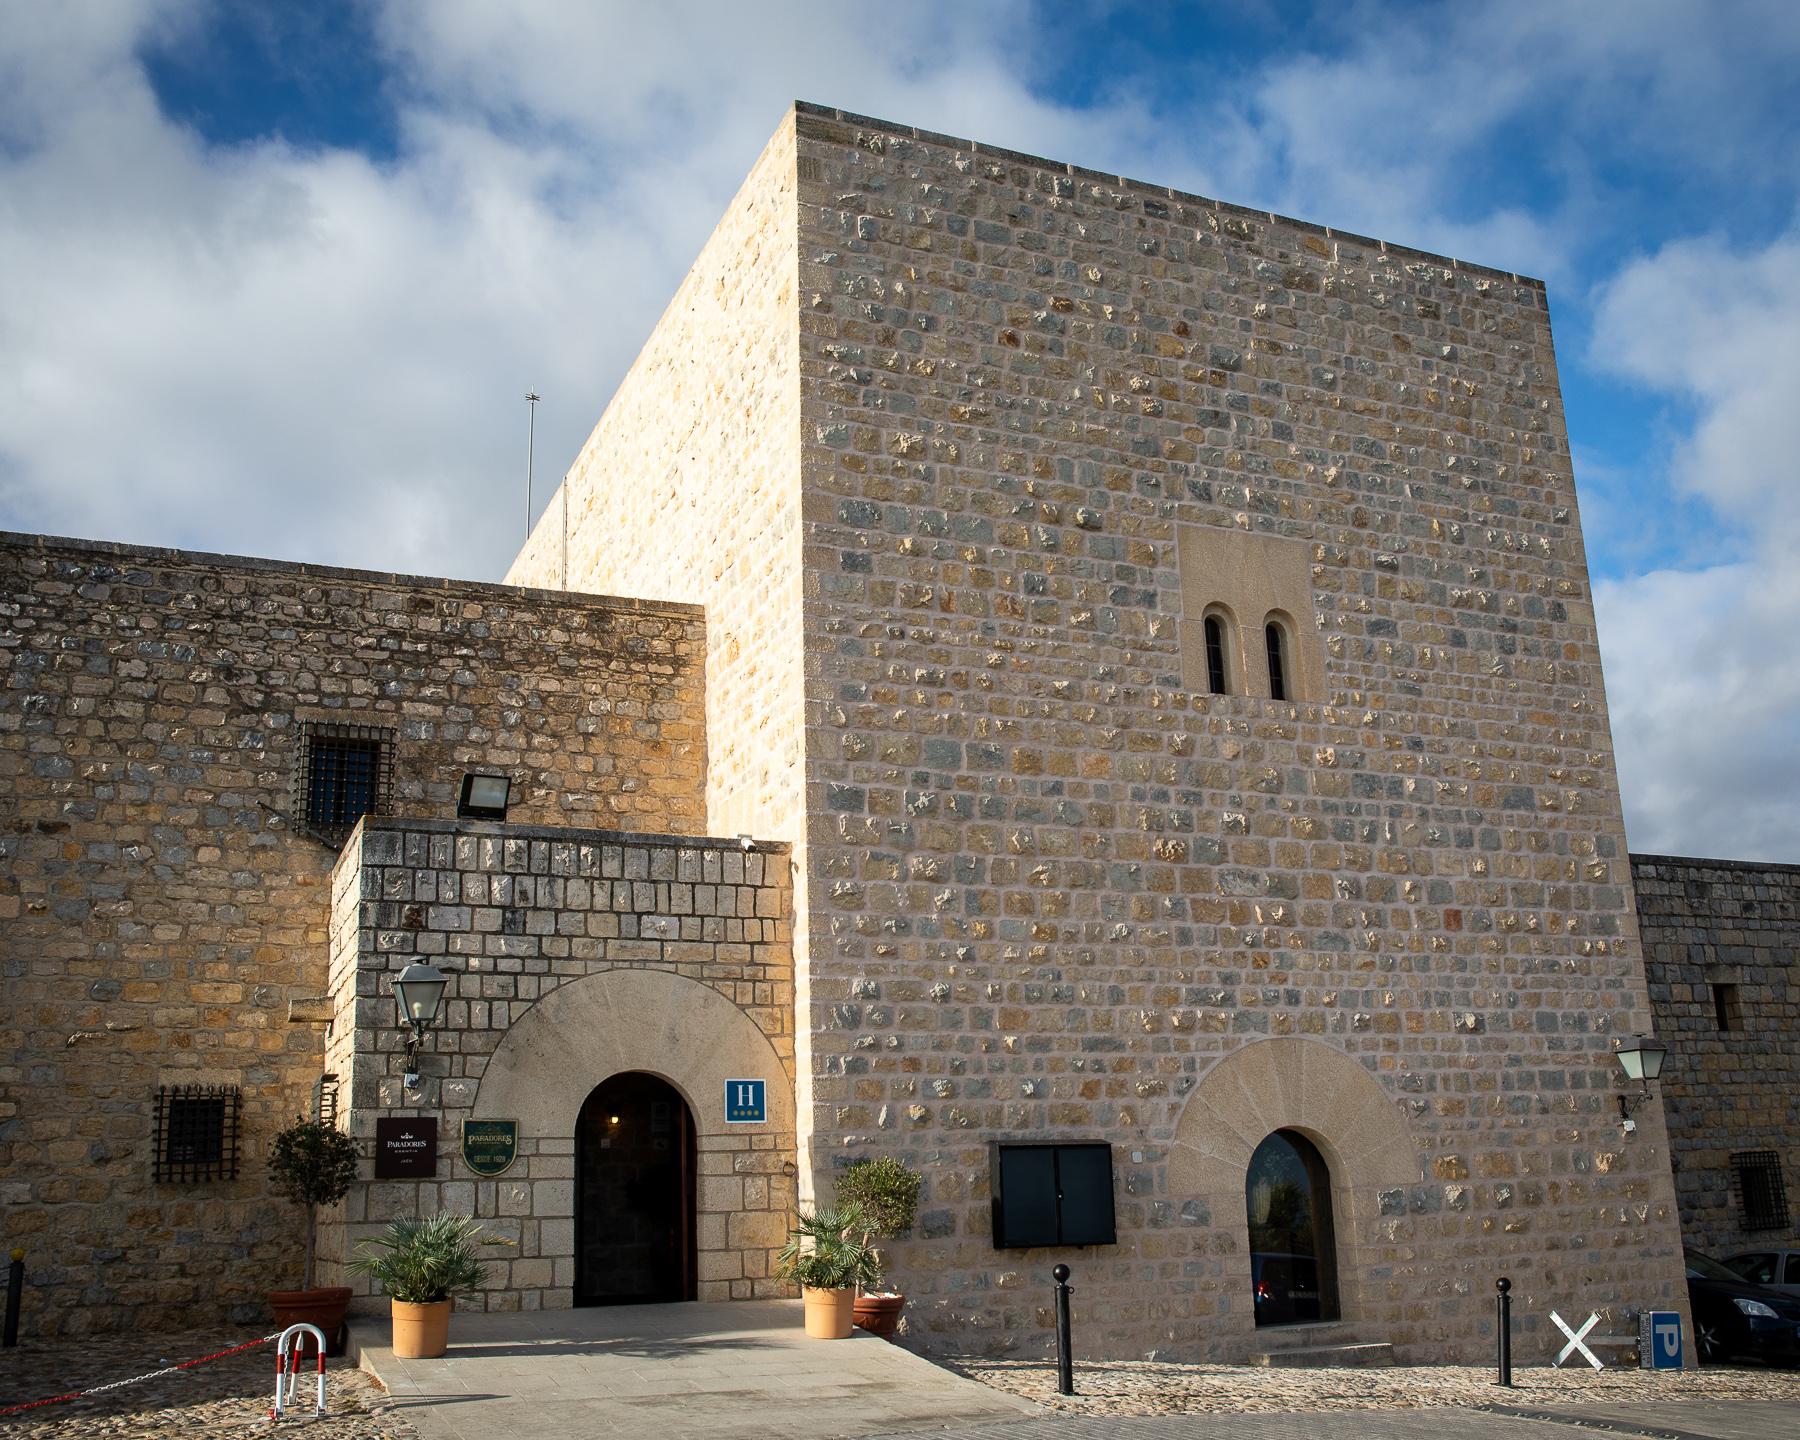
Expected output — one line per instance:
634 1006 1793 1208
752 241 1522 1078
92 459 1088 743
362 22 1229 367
1247 1129 1339 1326
153 1085 241 1183
1265 622 1289 701
990 1142 1117 1249
295 723 394 843
1732 1151 1790 1232
1712 983 1742 1031
1204 615 1229 694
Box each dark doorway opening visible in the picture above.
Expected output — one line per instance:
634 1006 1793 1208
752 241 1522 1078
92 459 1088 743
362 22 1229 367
1246 1128 1340 1327
575 1072 696 1305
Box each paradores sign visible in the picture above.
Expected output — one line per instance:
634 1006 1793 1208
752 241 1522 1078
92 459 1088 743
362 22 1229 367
461 1119 519 1176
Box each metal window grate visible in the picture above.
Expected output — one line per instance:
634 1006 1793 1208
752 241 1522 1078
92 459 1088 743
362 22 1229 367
1731 1150 1790 1232
153 1085 241 1183
312 1072 339 1127
294 722 394 844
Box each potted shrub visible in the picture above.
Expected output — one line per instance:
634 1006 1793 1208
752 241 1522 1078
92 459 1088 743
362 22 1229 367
776 1204 880 1340
348 1213 499 1359
835 1155 923 1339
266 1116 360 1354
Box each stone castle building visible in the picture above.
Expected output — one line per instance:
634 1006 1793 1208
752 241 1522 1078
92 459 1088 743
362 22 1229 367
11 100 1788 1363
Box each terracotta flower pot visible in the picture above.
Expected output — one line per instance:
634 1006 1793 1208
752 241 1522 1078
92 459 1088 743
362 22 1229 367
390 1299 453 1359
853 1291 906 1340
802 1285 855 1339
267 1286 354 1357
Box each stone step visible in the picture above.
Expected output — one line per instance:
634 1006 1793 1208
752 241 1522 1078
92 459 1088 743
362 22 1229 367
1248 1341 1396 1368
1248 1319 1368 1350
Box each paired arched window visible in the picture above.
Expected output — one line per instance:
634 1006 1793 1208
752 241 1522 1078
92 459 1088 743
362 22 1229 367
1201 608 1299 701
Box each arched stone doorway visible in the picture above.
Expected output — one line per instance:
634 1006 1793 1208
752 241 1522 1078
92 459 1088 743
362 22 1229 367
576 1072 697 1305
1246 1129 1339 1326
1169 1037 1419 1337
469 967 800 1307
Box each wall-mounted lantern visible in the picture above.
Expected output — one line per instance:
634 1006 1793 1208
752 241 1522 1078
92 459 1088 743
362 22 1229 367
394 961 448 1090
1614 1034 1668 1130
457 772 512 821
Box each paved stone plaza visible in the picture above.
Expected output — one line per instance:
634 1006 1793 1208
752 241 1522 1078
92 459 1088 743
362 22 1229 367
3 1303 1799 1438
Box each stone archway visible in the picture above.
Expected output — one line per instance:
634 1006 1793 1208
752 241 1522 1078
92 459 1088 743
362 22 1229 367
1169 1038 1420 1335
472 968 797 1304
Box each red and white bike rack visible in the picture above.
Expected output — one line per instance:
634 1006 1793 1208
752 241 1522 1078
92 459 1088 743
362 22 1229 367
269 1323 328 1421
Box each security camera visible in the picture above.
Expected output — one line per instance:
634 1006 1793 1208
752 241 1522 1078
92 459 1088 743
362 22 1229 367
738 834 756 853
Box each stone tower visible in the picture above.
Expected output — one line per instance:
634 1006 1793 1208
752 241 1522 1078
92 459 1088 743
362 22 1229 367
506 102 1686 1361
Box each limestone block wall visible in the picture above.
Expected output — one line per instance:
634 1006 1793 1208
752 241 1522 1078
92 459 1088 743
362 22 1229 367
324 819 797 1312
505 108 822 1188
0 532 706 1335
1633 854 1800 1255
786 104 1687 1361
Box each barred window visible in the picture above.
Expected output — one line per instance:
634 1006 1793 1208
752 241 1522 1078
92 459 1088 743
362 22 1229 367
294 722 394 844
1731 1150 1790 1232
154 1085 241 1183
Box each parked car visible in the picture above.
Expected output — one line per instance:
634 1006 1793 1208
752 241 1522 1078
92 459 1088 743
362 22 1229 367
1685 1249 1800 1364
1723 1248 1800 1296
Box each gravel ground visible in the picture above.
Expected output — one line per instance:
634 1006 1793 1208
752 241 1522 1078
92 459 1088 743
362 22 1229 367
942 1355 1800 1416
0 1327 419 1438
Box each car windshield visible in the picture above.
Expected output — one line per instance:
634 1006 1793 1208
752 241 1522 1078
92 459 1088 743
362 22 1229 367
1687 1251 1748 1282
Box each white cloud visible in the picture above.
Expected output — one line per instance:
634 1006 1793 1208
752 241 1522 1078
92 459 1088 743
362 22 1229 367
1590 221 1800 859
3 0 1800 860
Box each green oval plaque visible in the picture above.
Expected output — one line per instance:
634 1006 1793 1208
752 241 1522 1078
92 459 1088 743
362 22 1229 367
461 1119 519 1177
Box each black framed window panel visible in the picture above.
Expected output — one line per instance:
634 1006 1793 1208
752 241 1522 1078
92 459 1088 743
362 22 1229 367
154 1085 241 1183
1732 1150 1790 1231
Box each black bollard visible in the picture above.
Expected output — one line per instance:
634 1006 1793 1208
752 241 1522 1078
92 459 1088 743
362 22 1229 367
1053 1263 1074 1396
1495 1276 1512 1387
4 1248 22 1348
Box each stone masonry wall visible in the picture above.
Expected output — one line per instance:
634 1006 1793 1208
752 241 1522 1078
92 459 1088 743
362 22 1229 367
786 104 1687 1361
0 532 706 1335
1633 854 1800 1255
324 819 796 1311
506 111 824 1182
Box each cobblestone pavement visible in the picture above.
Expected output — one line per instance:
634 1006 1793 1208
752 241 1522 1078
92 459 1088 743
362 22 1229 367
863 1400 1800 1440
0 1327 419 1437
941 1354 1800 1416
5 1324 1798 1440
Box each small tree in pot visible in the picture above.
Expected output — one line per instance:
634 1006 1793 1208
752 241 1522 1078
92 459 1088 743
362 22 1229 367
266 1117 360 1353
776 1204 881 1339
834 1156 923 1339
349 1214 502 1358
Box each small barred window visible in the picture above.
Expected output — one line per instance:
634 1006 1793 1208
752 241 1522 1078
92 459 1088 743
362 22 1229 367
294 722 394 844
1731 1150 1789 1232
154 1085 241 1183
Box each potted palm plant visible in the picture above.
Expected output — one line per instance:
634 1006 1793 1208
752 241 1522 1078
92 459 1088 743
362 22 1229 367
835 1155 923 1339
776 1204 880 1339
266 1117 360 1354
347 1213 499 1359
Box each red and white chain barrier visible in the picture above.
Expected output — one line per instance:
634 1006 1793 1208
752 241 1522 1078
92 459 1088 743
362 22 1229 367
270 1323 329 1421
0 1329 302 1419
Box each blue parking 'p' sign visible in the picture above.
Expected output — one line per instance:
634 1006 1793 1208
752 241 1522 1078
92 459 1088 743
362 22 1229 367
725 1079 766 1124
1639 1310 1683 1369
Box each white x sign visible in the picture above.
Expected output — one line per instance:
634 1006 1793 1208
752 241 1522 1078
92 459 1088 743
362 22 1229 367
1551 1309 1603 1370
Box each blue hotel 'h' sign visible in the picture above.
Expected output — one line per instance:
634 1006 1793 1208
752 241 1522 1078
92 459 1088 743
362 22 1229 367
725 1079 766 1124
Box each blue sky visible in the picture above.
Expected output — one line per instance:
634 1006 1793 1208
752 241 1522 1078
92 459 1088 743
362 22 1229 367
3 0 1798 859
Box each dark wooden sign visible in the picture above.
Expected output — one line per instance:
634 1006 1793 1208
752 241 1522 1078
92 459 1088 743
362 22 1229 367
374 1117 438 1179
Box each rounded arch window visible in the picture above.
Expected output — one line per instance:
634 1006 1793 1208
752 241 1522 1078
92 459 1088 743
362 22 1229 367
1263 613 1296 702
1202 606 1237 696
